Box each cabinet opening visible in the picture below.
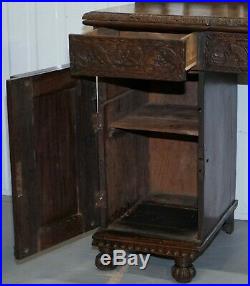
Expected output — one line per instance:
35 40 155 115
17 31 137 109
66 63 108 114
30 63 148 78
101 76 199 241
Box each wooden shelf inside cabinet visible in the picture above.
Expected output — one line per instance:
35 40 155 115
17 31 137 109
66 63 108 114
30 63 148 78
110 104 199 136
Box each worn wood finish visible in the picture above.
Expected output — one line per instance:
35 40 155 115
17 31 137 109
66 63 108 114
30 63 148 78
69 29 197 81
8 73 38 259
7 67 99 259
198 72 238 239
83 3 247 33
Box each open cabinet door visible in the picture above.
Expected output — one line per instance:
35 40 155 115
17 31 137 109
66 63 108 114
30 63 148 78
7 66 100 259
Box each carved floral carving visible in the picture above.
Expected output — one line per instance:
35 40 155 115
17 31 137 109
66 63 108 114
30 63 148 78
70 36 185 81
204 32 247 72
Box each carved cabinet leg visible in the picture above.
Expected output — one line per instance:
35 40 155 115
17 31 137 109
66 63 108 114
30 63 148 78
95 249 117 271
222 213 234 234
171 257 196 283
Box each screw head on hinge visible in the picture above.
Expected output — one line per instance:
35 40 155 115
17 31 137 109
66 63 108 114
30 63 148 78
23 248 29 254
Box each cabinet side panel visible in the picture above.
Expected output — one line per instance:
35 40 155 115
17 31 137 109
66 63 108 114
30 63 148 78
199 72 237 239
100 80 149 223
78 78 100 230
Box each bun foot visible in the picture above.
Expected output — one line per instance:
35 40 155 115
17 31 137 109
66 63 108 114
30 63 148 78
171 258 196 283
95 252 117 271
222 213 234 234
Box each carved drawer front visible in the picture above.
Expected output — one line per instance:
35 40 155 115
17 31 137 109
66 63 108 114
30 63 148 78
69 29 197 81
197 32 247 73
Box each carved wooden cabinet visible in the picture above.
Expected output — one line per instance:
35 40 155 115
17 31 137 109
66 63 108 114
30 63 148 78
7 3 247 283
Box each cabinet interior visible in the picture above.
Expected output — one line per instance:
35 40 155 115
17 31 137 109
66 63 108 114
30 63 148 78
101 74 199 241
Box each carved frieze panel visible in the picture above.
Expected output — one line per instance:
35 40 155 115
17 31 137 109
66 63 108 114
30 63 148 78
70 34 186 81
198 32 247 73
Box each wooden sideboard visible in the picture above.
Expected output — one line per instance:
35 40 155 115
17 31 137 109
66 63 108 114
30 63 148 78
7 3 247 283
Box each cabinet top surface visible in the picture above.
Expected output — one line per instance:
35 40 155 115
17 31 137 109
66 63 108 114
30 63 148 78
83 3 248 32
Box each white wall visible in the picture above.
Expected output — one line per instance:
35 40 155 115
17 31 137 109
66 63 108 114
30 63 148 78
2 2 131 195
2 3 248 220
236 85 248 219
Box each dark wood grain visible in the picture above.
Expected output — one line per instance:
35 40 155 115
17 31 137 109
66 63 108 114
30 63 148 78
7 74 38 259
83 3 247 33
7 67 99 259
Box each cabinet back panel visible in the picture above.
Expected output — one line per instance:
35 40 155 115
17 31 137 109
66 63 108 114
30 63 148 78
149 136 198 198
148 74 198 107
101 78 149 101
103 88 148 222
105 132 149 222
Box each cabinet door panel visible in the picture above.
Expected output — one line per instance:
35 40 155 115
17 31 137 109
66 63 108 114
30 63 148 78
7 67 99 259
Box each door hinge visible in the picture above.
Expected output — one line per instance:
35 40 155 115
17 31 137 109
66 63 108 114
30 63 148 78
15 162 23 198
95 191 105 208
92 113 103 133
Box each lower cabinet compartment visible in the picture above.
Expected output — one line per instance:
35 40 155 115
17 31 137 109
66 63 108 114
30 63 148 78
104 127 198 240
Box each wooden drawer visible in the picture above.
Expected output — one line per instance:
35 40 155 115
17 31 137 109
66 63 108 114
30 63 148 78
69 29 247 81
69 29 197 81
